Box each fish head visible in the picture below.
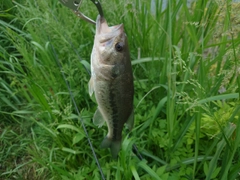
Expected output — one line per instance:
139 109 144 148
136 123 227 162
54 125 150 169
94 15 129 66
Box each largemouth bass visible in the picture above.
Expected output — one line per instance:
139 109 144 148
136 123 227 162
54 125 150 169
89 15 134 158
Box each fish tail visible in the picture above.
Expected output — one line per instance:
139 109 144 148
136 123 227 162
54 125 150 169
101 137 121 158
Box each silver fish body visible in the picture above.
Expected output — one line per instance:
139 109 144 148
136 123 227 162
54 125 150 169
89 15 134 158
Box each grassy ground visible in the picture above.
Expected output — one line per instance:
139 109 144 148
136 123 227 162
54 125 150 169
1 0 240 179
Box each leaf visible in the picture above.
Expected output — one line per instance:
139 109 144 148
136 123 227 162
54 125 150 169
138 161 162 180
206 123 236 180
212 167 221 179
131 165 140 180
80 60 91 75
131 57 164 65
204 162 209 176
57 124 82 134
61 147 80 154
73 133 84 145
197 93 239 105
141 151 167 165
157 165 167 175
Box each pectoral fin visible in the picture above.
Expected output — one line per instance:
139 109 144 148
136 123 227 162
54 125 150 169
93 108 105 127
88 78 94 96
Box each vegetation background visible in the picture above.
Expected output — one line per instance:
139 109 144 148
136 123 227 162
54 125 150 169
1 0 240 179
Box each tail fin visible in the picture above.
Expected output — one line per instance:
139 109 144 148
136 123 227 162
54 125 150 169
100 137 121 158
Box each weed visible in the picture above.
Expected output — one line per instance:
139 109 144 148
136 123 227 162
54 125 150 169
1 0 240 179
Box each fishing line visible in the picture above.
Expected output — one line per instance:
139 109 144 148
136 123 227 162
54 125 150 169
133 142 143 160
56 34 144 161
54 30 144 161
60 32 144 161
50 0 144 162
50 42 106 180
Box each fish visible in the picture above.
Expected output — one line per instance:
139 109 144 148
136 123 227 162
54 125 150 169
88 15 134 158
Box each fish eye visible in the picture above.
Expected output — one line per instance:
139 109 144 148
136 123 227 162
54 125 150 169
115 42 124 52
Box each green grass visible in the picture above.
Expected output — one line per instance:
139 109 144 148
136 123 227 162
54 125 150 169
1 0 240 179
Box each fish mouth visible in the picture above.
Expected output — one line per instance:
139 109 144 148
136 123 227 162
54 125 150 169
96 15 123 42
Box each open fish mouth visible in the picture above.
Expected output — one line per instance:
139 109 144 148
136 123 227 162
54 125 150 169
96 15 123 42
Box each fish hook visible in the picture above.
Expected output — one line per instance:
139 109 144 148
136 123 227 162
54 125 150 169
59 0 104 25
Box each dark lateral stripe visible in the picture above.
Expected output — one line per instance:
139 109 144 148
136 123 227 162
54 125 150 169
109 86 122 141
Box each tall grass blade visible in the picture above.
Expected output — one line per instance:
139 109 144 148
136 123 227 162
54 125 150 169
206 123 236 180
138 161 162 180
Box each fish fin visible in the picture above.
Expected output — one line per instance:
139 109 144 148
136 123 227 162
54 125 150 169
101 137 121 159
126 109 134 131
93 108 105 127
88 78 94 96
